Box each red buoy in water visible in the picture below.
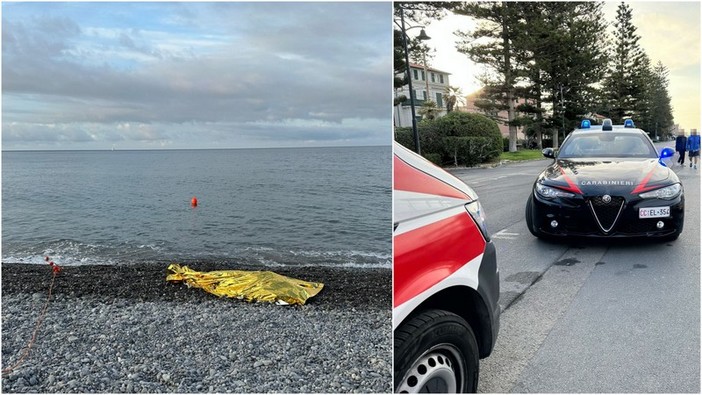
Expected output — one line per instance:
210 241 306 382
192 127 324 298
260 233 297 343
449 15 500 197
191 196 198 207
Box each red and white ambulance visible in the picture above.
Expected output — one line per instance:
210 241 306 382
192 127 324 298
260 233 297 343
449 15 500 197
393 142 500 393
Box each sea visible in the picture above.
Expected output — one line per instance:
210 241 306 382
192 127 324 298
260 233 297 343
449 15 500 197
2 146 391 269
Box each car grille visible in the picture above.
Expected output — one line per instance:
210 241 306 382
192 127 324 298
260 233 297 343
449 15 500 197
588 196 625 233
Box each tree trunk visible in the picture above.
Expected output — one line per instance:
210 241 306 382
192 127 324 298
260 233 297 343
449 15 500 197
535 81 543 149
502 9 518 153
507 95 517 152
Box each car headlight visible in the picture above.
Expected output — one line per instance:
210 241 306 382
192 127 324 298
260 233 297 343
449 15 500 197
535 182 576 199
639 183 682 199
465 200 490 242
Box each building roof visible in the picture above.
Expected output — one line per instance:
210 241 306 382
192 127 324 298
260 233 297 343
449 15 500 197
582 112 607 120
408 63 451 75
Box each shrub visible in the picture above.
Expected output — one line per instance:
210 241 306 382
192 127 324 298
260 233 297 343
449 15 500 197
423 153 442 166
395 127 414 151
394 123 444 161
417 120 444 155
433 112 502 164
445 136 499 167
395 112 502 167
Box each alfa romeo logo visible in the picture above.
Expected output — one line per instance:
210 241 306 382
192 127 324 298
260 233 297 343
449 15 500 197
602 195 612 203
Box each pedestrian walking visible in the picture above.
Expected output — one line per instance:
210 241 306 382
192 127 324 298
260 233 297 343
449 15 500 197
675 133 688 166
687 129 700 170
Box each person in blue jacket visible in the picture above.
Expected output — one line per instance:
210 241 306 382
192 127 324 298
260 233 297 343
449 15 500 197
687 129 700 169
675 133 688 166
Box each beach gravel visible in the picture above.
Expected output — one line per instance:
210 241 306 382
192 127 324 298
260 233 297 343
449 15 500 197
1 262 391 393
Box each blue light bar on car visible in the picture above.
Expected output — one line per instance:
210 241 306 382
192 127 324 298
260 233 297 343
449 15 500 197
624 119 635 128
580 120 591 129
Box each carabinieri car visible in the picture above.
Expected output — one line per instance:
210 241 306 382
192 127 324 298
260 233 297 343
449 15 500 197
526 119 684 241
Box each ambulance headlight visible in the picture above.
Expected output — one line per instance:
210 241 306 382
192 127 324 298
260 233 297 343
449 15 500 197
466 200 490 241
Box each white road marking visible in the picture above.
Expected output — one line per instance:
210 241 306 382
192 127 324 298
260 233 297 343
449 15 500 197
467 173 535 185
491 229 520 240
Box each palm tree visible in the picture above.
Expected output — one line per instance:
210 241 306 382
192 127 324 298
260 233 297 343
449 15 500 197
418 100 440 120
444 85 466 112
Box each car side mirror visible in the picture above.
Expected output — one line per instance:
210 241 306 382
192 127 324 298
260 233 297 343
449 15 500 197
542 148 555 159
658 147 675 166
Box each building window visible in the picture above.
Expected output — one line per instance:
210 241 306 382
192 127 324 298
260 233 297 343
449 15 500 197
439 74 444 84
412 89 417 101
436 92 443 108
422 90 427 100
421 70 425 81
413 69 418 80
431 73 435 83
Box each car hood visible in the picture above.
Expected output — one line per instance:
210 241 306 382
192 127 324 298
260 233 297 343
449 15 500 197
539 158 677 196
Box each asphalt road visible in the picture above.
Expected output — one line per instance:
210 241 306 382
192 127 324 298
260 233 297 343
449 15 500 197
447 143 700 393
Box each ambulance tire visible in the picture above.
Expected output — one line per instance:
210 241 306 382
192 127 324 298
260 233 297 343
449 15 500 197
394 309 479 393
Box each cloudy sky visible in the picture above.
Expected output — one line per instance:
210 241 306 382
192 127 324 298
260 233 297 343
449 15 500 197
422 1 700 132
2 2 391 150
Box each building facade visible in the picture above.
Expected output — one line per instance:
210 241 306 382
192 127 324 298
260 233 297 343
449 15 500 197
394 63 450 127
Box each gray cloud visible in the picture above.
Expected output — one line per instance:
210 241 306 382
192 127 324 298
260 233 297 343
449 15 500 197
2 117 388 150
2 2 391 149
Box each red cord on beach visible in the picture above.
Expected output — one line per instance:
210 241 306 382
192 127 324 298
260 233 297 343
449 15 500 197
1 256 61 376
48 259 62 274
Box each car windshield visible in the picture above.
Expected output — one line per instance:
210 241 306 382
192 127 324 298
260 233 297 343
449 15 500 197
558 132 658 158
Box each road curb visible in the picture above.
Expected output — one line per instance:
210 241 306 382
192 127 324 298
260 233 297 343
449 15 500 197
443 158 546 171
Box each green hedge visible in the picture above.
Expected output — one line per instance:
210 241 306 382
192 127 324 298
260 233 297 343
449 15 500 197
394 112 502 167
444 136 501 167
395 127 414 151
394 123 445 158
423 153 442 166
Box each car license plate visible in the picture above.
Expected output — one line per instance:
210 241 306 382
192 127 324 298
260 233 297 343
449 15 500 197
639 206 670 218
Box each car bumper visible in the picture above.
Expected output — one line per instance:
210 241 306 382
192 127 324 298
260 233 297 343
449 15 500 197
530 191 684 238
477 240 500 357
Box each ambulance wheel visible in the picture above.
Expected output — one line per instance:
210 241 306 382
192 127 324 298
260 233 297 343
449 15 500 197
394 310 479 393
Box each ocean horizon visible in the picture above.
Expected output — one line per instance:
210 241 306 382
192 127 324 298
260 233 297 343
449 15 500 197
1 144 391 153
2 146 391 268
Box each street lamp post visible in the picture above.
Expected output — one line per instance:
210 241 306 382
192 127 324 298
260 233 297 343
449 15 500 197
398 6 430 155
423 51 430 107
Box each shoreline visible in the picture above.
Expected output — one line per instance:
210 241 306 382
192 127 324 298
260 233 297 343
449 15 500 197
1 262 391 309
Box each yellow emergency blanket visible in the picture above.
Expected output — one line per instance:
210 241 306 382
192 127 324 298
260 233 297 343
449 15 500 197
166 264 323 305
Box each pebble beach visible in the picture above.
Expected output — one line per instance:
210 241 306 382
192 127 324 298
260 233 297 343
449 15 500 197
1 262 392 393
